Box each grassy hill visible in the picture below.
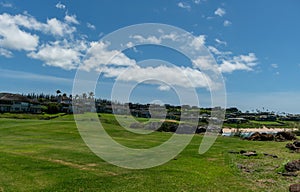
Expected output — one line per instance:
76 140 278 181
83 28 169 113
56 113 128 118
0 114 299 191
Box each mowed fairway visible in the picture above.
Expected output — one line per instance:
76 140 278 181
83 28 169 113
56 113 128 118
0 114 299 191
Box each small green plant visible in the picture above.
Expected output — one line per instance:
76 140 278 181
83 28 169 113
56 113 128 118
275 159 290 173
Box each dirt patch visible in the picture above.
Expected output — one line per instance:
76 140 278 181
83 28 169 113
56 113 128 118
160 119 178 123
206 158 218 161
257 179 276 184
49 159 95 171
47 159 118 176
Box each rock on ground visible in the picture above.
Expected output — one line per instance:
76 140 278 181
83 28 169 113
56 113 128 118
285 159 300 172
289 184 300 192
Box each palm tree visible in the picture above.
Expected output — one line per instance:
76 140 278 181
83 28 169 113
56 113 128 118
56 90 61 95
82 93 87 99
88 92 94 99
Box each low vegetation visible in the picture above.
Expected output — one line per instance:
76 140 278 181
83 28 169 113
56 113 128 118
0 113 299 191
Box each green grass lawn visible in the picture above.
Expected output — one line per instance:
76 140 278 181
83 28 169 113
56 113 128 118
0 114 299 191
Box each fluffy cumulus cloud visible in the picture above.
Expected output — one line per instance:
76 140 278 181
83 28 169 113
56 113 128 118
80 41 136 71
0 10 259 90
219 53 258 73
0 13 76 51
190 35 206 50
130 35 161 44
130 32 179 45
0 48 13 58
28 40 86 70
0 14 40 51
0 12 78 57
45 18 76 36
64 14 79 25
192 55 218 71
194 44 258 73
214 8 226 17
158 85 171 91
76 34 221 90
100 65 215 89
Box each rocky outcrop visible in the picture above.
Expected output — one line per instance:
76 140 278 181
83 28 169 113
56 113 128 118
275 132 297 142
289 184 300 192
247 132 274 141
286 141 300 153
285 160 300 172
247 131 297 141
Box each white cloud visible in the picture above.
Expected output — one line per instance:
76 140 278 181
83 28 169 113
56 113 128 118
237 53 257 63
80 41 136 71
0 48 13 58
158 85 171 91
55 2 66 9
87 22 96 30
64 14 79 25
102 65 215 89
203 44 257 73
0 14 39 51
129 33 257 75
130 32 179 45
193 0 201 4
214 8 226 17
271 63 278 68
0 12 76 51
223 20 232 27
0 10 259 88
125 42 138 53
192 55 218 71
177 2 191 10
126 41 134 48
208 46 232 56
28 40 85 70
46 18 76 36
6 14 43 30
131 35 161 44
78 39 219 90
0 2 13 8
190 35 206 50
219 60 252 73
219 53 258 73
208 46 222 55
215 38 227 46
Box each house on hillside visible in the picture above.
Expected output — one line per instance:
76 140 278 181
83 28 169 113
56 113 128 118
58 95 73 113
0 93 42 113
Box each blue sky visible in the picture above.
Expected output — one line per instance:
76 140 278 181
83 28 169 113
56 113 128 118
0 0 300 113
